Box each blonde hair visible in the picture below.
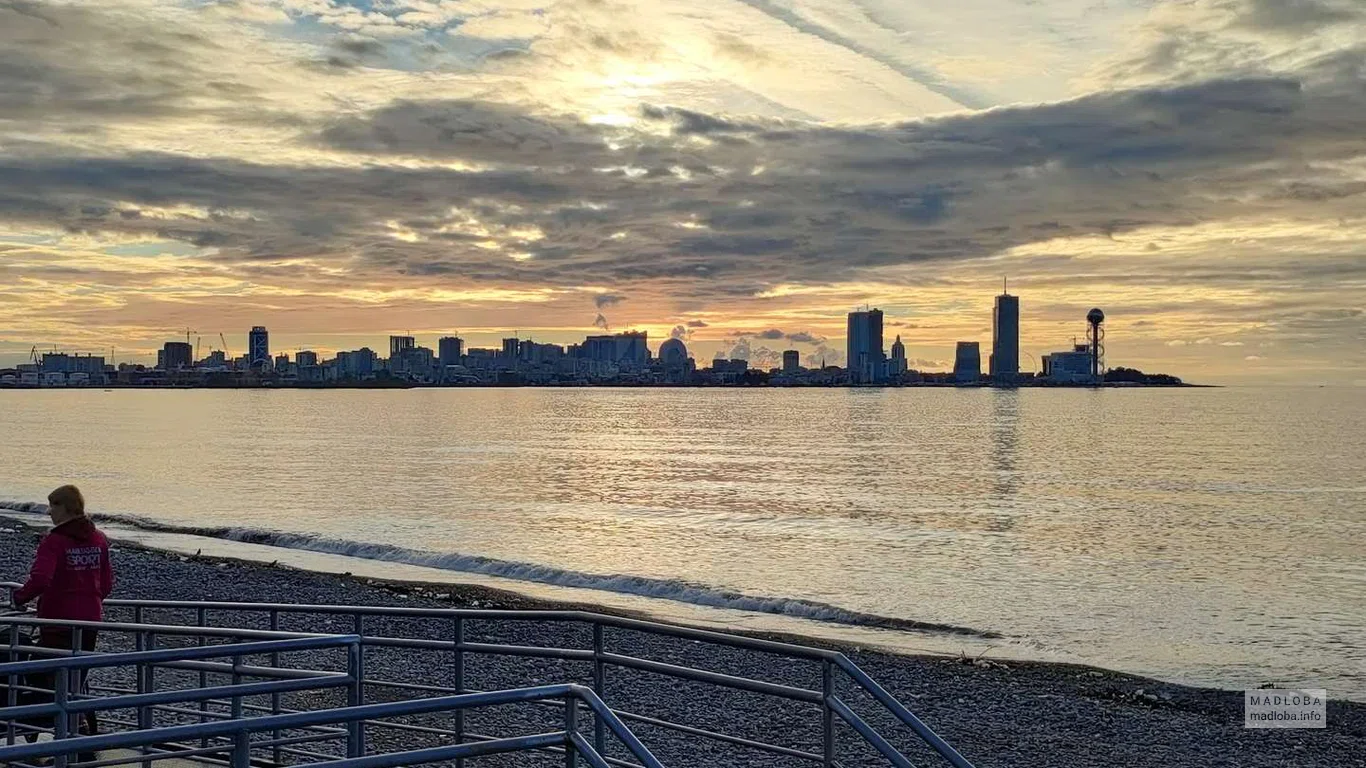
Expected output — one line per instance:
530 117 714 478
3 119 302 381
48 485 86 517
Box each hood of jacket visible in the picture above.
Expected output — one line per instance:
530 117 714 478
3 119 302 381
53 516 97 541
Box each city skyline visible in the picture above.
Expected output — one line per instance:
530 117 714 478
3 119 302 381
2 292 1123 379
2 1 1364 385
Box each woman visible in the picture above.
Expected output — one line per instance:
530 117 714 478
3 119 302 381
13 485 115 649
12 485 114 743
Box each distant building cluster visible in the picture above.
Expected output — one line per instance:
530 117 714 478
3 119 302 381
2 288 1177 388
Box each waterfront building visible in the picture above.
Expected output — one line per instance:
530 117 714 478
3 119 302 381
296 350 319 367
161 341 193 371
248 326 270 368
389 335 415 362
40 353 106 376
991 288 1020 384
954 342 981 384
502 338 520 361
1042 344 1095 384
889 335 908 376
846 309 885 384
336 347 377 379
581 332 649 368
659 338 691 383
438 336 464 367
782 350 800 374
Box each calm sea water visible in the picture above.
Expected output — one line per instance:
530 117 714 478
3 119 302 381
1 388 1363 699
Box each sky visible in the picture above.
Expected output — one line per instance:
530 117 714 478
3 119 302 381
1 0 1363 383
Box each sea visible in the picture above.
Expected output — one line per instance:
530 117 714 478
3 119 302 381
1 387 1363 700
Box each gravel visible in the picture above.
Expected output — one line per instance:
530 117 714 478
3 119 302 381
2 519 1362 767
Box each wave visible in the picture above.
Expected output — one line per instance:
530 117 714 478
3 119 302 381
0 501 1001 639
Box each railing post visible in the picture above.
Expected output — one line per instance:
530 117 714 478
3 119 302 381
592 622 606 756
137 630 153 768
349 613 366 758
6 624 18 746
54 667 69 768
453 616 465 768
197 607 209 750
564 692 578 768
270 608 282 766
232 728 251 768
347 639 364 758
823 659 835 767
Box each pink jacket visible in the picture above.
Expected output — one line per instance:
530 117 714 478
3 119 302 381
14 517 114 622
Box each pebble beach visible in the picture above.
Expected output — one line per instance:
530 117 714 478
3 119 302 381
2 519 1362 767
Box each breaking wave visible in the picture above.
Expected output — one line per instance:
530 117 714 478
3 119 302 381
0 501 1001 639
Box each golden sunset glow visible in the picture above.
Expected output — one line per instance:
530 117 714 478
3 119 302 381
1 0 1364 382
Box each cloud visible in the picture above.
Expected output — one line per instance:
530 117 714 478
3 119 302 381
755 328 785 340
1245 355 1265 361
593 313 609 331
686 320 709 328
669 325 690 340
594 293 625 309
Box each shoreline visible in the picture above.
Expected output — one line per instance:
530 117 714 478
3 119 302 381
2 519 1362 766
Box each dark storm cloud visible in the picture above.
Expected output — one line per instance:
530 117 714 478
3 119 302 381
593 293 625 308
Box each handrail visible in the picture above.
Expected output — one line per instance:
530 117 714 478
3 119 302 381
0 684 665 768
0 586 977 767
0 634 356 675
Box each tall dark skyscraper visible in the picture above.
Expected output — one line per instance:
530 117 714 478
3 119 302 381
248 326 270 368
438 336 464 367
846 308 885 384
389 335 415 361
991 287 1020 384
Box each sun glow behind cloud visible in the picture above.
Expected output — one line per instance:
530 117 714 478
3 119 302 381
0 0 1363 382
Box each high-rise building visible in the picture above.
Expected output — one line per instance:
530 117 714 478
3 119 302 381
389 335 415 361
782 350 800 374
991 288 1020 384
890 335 908 375
502 338 521 361
846 309 885 384
438 336 464 366
161 341 193 370
296 350 319 367
954 342 981 384
581 332 649 368
248 326 270 368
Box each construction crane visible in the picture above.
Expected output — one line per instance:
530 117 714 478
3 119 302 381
29 346 40 365
219 333 230 359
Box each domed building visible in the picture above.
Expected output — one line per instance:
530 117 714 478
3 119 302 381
657 338 693 383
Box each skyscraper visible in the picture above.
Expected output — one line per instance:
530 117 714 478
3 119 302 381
389 335 415 360
954 342 981 384
248 326 270 368
890 335 907 375
438 336 464 367
846 309 885 384
782 350 800 374
991 286 1020 384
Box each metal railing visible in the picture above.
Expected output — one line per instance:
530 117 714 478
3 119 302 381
1 614 362 768
0 684 664 768
2 581 976 767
